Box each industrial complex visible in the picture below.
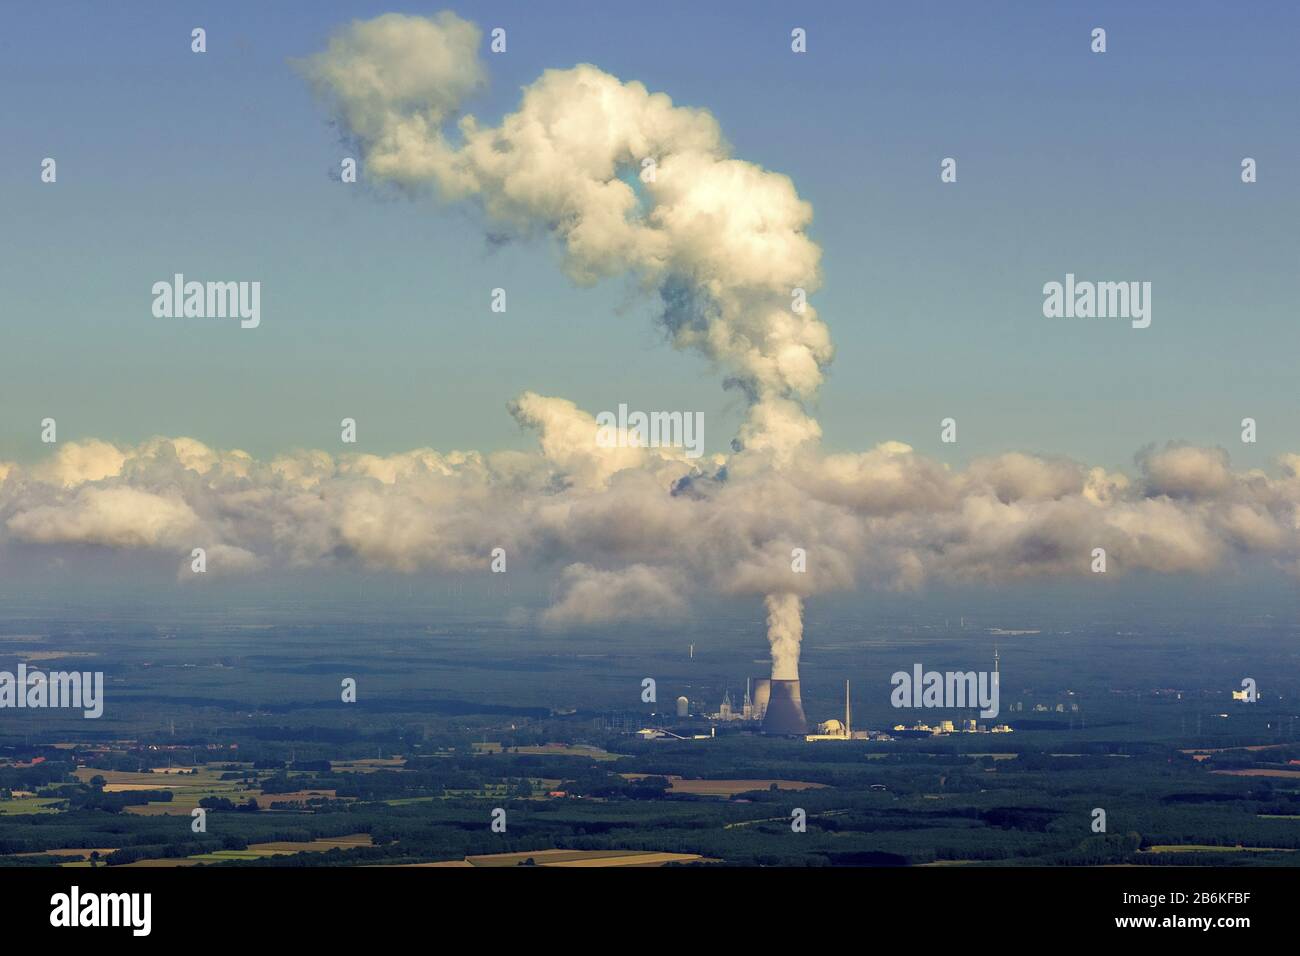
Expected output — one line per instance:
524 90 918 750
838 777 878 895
631 673 1014 742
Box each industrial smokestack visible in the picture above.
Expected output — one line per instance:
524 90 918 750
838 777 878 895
845 679 851 738
762 679 807 735
751 678 771 720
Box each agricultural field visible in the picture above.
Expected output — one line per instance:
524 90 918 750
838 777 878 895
116 834 374 868
73 766 255 815
1212 769 1300 779
330 759 406 773
0 797 62 815
622 774 829 797
403 849 709 867
508 744 619 762
1140 845 1296 854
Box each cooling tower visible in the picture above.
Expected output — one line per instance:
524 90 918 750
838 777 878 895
751 678 771 720
762 679 807 735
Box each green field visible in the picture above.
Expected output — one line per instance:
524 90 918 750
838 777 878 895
0 797 62 815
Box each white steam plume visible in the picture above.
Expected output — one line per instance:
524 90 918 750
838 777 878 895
298 11 832 673
297 12 832 463
764 593 804 680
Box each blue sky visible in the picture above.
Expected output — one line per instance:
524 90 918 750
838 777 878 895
4 0 1297 474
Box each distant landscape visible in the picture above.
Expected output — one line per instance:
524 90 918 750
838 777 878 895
3 581 1298 869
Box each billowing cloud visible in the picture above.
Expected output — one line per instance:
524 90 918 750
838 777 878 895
5 429 1299 598
764 593 803 680
297 13 831 469
33 439 127 487
294 10 837 674
540 563 687 628
1139 443 1234 498
8 485 199 550
296 11 485 170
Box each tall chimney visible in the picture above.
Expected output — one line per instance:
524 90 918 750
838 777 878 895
762 679 807 735
845 679 851 738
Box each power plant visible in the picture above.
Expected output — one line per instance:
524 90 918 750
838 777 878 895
641 660 1013 742
808 680 853 739
761 678 807 736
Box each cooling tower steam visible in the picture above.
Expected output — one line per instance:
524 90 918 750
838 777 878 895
298 12 829 676
297 12 831 460
764 593 804 680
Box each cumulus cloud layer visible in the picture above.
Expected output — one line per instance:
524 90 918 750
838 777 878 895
3 432 1298 613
